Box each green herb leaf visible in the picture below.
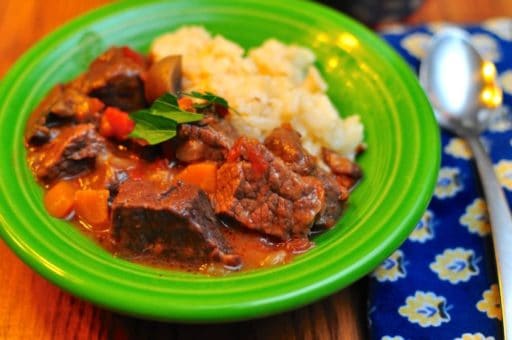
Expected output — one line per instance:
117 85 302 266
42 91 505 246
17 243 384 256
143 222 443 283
152 93 179 112
128 91 232 145
185 91 229 109
151 109 204 124
130 109 178 130
128 93 213 145
150 92 203 123
130 127 176 145
129 109 178 145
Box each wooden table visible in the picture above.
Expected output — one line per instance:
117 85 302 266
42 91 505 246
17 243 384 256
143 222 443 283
1 1 510 339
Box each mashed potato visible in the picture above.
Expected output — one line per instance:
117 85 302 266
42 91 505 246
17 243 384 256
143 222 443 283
151 26 364 159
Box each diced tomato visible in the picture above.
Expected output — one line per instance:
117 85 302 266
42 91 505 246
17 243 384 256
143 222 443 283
178 97 194 112
99 106 135 140
227 139 242 162
246 144 268 176
121 46 146 66
227 138 268 176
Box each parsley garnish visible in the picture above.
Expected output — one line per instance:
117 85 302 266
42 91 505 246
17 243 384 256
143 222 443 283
184 91 229 110
129 92 230 145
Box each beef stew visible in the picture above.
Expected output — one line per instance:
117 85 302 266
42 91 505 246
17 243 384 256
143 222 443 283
25 46 362 275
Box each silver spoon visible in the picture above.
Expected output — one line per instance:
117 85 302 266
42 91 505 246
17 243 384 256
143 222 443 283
420 27 511 337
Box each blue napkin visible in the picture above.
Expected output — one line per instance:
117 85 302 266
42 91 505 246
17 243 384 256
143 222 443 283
368 19 512 339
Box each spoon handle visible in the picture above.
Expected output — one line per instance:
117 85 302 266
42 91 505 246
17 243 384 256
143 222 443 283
467 135 512 338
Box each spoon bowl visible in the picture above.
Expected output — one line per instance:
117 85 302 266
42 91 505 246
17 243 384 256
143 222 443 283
420 28 502 135
420 27 511 338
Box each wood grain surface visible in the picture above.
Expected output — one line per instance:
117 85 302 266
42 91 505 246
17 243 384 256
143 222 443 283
1 1 511 339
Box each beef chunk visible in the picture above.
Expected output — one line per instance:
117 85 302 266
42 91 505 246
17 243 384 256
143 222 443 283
316 149 363 226
46 86 93 121
89 75 146 112
26 85 102 146
264 124 316 176
30 124 103 182
112 180 241 268
176 115 238 163
81 47 147 112
27 125 53 146
312 169 346 228
215 137 324 240
322 148 362 180
264 125 352 228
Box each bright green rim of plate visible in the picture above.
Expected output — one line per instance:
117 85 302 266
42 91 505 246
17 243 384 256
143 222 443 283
0 0 440 322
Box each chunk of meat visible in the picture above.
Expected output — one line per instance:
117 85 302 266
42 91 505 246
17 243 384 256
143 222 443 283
29 124 104 183
45 86 97 122
312 169 346 228
112 180 241 268
88 75 146 112
322 148 362 179
26 85 103 146
215 137 324 240
27 125 53 146
79 47 147 112
264 123 316 175
176 115 238 163
263 125 350 228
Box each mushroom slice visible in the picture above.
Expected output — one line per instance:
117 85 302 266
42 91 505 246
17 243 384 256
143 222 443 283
144 55 182 103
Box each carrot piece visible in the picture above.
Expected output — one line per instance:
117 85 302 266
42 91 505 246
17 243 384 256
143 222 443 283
74 189 110 227
44 181 76 218
174 161 217 193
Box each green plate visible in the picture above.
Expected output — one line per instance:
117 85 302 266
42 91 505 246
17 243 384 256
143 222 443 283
0 0 440 322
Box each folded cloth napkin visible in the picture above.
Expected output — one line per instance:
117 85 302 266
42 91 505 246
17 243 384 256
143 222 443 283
368 19 512 339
